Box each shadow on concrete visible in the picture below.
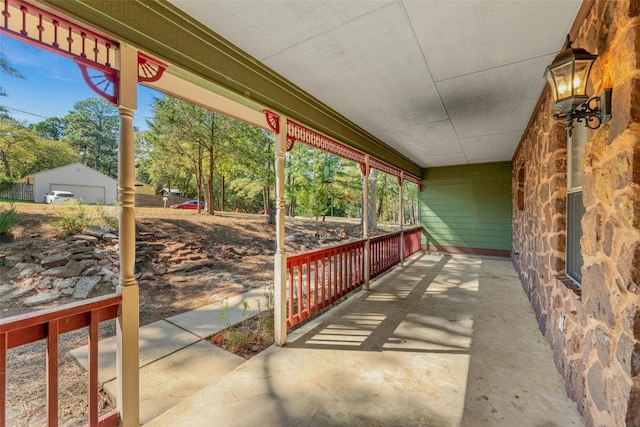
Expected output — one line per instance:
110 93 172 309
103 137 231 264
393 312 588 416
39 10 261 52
144 253 581 427
287 254 472 355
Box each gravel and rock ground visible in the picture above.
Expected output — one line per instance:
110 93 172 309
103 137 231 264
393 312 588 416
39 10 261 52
2 203 371 426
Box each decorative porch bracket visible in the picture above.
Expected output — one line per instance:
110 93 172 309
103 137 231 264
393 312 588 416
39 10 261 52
264 110 421 188
76 63 118 104
1 0 167 105
137 52 167 83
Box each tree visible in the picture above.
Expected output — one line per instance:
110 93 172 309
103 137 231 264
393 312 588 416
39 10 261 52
146 96 241 214
144 98 198 198
285 145 347 221
227 125 274 214
403 182 419 225
286 144 319 218
0 114 78 180
63 98 119 177
0 115 32 178
29 117 65 140
376 172 399 223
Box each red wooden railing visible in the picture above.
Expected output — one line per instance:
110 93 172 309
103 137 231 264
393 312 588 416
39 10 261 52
287 239 366 327
403 226 422 259
370 232 401 279
286 226 423 328
0 293 122 427
1 227 424 422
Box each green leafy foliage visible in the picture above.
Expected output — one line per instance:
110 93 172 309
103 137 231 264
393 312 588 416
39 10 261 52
63 98 119 178
0 203 21 233
0 115 35 178
284 144 367 220
226 125 274 213
0 114 78 180
142 96 277 214
29 117 65 140
0 174 15 192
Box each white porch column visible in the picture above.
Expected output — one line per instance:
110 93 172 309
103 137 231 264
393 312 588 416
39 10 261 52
399 172 404 266
363 155 370 290
116 43 139 427
274 114 288 345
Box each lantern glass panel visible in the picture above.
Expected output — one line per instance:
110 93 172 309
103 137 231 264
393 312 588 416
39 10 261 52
553 61 574 101
572 60 592 96
545 69 559 101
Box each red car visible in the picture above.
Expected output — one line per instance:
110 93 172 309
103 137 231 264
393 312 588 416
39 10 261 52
170 200 205 210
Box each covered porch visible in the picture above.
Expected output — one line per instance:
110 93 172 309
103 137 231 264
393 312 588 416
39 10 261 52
144 253 580 426
2 0 638 425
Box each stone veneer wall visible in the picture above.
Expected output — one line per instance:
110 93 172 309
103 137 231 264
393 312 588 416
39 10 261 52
511 1 640 425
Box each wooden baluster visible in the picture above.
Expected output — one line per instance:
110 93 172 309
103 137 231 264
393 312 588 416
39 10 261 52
287 262 294 323
19 5 26 36
305 255 311 318
46 320 59 426
320 257 326 307
297 261 303 322
1 332 7 426
88 310 99 426
313 258 319 314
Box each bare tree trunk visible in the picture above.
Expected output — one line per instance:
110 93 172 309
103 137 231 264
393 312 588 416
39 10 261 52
196 145 203 213
220 174 225 212
410 199 417 225
360 183 364 226
288 197 297 217
285 173 292 216
368 169 378 231
206 148 214 215
262 185 270 214
205 115 216 215
0 150 11 177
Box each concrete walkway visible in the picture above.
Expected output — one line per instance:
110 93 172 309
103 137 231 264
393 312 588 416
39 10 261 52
145 253 581 426
71 287 271 424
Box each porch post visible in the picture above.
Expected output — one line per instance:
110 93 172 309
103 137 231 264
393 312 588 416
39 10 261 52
363 155 370 290
274 114 288 345
399 172 404 266
116 43 139 427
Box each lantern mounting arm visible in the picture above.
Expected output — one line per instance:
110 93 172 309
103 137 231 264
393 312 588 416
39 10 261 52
553 88 612 137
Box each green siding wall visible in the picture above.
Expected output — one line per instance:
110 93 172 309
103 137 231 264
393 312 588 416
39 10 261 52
419 162 512 254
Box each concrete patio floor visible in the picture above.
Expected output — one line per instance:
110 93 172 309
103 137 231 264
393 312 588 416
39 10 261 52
145 253 581 427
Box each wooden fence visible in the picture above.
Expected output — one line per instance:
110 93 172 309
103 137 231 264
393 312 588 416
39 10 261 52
0 183 34 201
135 194 189 208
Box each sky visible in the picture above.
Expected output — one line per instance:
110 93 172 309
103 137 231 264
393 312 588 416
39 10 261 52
0 34 159 129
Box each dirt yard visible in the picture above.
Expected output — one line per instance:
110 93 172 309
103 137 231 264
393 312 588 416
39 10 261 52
2 203 372 426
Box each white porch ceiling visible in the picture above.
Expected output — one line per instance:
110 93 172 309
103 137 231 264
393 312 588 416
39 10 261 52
169 0 581 168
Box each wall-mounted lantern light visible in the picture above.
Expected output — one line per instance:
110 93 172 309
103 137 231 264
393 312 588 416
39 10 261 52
544 35 611 136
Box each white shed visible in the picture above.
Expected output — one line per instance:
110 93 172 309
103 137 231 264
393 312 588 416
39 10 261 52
29 163 118 205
